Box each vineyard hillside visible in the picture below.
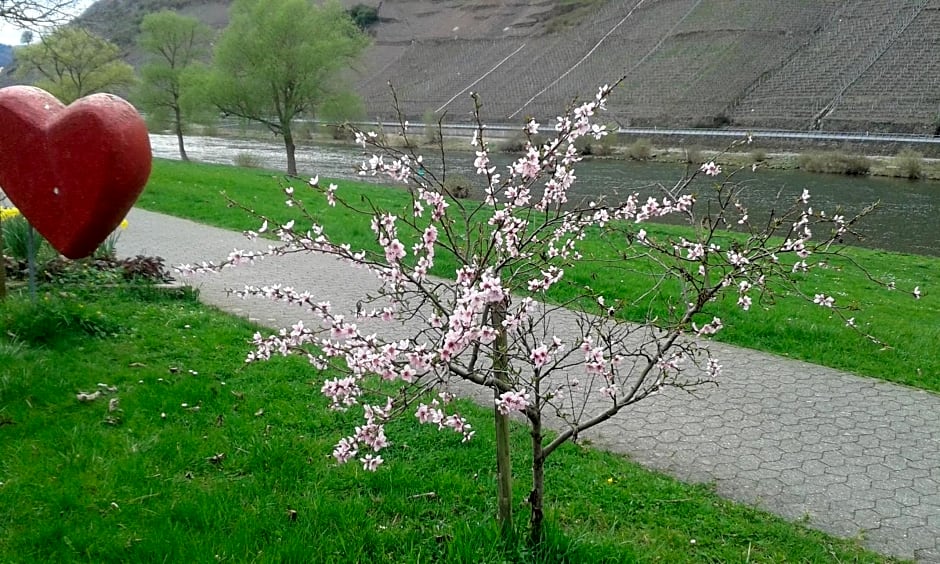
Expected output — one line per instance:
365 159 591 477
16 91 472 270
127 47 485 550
70 0 940 133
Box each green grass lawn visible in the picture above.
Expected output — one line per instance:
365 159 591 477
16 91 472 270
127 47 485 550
0 285 897 562
138 158 940 393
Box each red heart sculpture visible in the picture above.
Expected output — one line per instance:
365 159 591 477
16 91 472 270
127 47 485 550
0 86 151 259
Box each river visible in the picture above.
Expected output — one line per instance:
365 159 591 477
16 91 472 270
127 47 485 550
149 134 939 257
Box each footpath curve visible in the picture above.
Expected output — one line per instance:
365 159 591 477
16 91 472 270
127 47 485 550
119 207 940 562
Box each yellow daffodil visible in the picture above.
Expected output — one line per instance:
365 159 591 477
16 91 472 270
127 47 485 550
0 206 20 221
119 219 129 230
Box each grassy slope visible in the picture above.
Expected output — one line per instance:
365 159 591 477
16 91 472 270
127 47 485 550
0 286 895 562
138 158 940 392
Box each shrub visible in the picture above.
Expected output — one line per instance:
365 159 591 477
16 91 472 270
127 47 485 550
894 149 924 180
443 173 472 198
751 148 768 163
233 152 263 169
347 4 379 30
575 132 616 157
324 124 355 141
499 135 527 153
626 138 653 161
499 133 545 153
797 151 871 176
423 109 443 145
683 146 703 164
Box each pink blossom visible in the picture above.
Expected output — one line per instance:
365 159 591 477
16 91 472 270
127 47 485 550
693 317 723 336
495 390 530 415
813 294 835 308
360 454 384 471
385 239 406 263
700 161 721 176
333 437 358 463
530 344 550 368
707 358 722 378
415 403 444 424
474 151 491 175
512 146 541 179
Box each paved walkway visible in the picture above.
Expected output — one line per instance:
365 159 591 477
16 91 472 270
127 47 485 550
119 208 940 562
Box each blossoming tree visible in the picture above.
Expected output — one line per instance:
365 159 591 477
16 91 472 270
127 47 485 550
186 81 899 543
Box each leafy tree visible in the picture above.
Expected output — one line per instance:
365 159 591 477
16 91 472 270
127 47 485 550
15 26 135 104
19 30 33 44
134 10 212 161
207 0 368 175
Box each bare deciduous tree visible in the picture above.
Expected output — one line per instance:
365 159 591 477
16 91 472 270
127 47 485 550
1 0 80 29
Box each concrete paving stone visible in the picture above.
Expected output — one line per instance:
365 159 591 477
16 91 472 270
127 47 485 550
900 501 936 520
875 477 917 491
873 498 904 519
726 454 762 472
800 440 836 454
844 472 873 491
753 449 785 465
776 450 823 466
777 438 806 454
751 478 786 498
865 462 894 483
919 492 940 508
856 434 884 449
822 482 855 503
868 527 918 561
888 520 940 553
893 486 923 508
928 512 940 528
777 468 807 487
842 494 879 513
885 516 934 538
738 404 765 416
820 432 856 446
819 518 863 539
760 458 805 472
677 423 709 438
863 446 905 461
772 501 814 522
712 462 743 480
910 477 939 496
717 436 743 449
833 417 861 431
819 451 846 468
852 508 887 530
798 480 839 496
915 546 940 562
658 429 681 443
923 449 940 462
873 426 898 442
883 450 923 468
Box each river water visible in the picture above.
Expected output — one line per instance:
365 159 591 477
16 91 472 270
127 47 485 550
149 134 939 257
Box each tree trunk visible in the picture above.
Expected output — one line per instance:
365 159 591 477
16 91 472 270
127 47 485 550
174 106 189 162
283 125 297 176
528 412 545 546
492 300 513 537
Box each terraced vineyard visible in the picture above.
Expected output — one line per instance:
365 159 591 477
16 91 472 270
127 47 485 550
353 0 940 133
72 0 940 133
